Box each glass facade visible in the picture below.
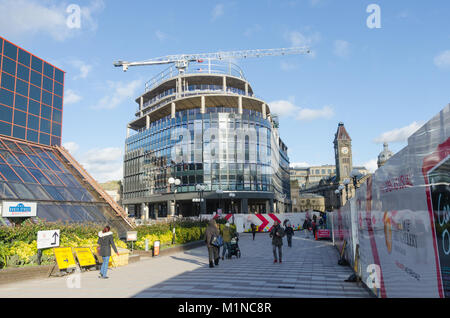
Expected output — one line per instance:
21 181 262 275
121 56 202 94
0 36 64 146
124 106 291 211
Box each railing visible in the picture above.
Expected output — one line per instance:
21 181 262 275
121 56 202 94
136 85 257 114
144 61 246 93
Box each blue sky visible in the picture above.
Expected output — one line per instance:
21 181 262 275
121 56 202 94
1 0 449 181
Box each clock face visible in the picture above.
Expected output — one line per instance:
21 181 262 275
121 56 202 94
341 147 349 154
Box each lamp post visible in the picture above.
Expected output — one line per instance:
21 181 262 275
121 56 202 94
229 192 236 214
216 189 223 214
350 168 361 189
168 177 181 217
335 184 344 209
343 178 350 202
196 184 206 216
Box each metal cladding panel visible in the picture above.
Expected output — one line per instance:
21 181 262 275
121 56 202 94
332 104 450 298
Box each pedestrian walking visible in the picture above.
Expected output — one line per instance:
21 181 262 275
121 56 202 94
205 218 220 268
285 222 294 247
97 225 119 279
221 222 234 260
269 221 285 263
251 223 257 240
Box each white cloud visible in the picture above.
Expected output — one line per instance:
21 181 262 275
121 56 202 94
78 147 123 182
284 30 320 58
0 0 104 41
333 40 350 58
361 159 378 173
434 50 450 69
269 100 334 121
290 162 310 168
296 105 334 121
155 30 167 41
373 121 422 143
63 141 79 154
64 89 82 104
93 79 143 110
211 3 224 21
269 100 298 117
68 59 92 79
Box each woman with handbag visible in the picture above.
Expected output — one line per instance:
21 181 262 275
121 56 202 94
97 225 119 279
205 219 220 268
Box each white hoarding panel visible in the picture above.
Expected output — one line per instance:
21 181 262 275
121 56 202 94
2 202 37 218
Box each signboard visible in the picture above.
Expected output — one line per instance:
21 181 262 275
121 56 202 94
126 231 137 242
74 247 96 267
2 202 37 217
192 198 204 202
54 247 77 270
37 230 60 249
317 229 331 239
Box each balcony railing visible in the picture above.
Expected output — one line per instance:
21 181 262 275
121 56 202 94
136 85 257 115
144 61 246 93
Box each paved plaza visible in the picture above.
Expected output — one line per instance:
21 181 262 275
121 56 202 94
0 231 372 298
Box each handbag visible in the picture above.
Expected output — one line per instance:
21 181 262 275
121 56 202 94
210 234 224 247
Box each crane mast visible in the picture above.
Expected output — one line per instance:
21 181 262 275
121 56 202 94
114 47 311 72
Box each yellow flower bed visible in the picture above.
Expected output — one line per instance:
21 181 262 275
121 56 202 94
135 231 173 250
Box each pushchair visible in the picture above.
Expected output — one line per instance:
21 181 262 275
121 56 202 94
228 233 241 259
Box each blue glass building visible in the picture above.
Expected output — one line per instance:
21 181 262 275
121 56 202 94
123 62 291 218
0 36 132 234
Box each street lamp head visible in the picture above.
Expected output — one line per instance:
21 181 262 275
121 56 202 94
343 179 350 185
168 177 175 184
338 185 345 191
335 189 340 194
350 169 360 178
216 189 224 194
174 178 181 186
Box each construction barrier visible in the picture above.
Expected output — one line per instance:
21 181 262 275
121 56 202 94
331 104 449 298
201 211 323 233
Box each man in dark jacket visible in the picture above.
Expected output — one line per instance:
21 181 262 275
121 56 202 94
251 223 257 240
97 225 119 279
205 219 220 268
285 222 294 247
269 221 285 263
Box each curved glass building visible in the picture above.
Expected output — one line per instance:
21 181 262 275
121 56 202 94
123 62 291 219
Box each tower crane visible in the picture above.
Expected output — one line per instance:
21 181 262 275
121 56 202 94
113 47 311 73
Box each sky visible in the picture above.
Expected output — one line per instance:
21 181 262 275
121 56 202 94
1 0 449 182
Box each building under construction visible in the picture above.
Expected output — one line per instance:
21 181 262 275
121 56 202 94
120 50 302 219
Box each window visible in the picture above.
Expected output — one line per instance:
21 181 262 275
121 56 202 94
28 100 40 116
12 125 25 139
54 82 63 97
41 105 51 120
17 64 30 82
39 132 50 145
31 56 43 73
27 115 39 130
42 90 52 106
43 63 54 78
15 79 28 97
26 129 38 143
30 70 42 86
3 41 17 60
0 121 11 136
43 77 53 93
0 89 14 107
1 72 15 91
18 49 31 66
52 109 62 123
13 110 27 126
55 69 64 84
14 94 27 112
29 85 41 102
2 57 16 76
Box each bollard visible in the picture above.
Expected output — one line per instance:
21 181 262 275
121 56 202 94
145 239 149 252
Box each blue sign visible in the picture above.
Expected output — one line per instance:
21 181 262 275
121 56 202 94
9 203 32 213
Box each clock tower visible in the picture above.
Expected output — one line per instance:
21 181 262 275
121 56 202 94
334 122 353 183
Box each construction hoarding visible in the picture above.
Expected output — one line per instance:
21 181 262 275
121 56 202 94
331 104 449 298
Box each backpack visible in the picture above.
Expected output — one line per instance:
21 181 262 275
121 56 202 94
210 234 224 247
